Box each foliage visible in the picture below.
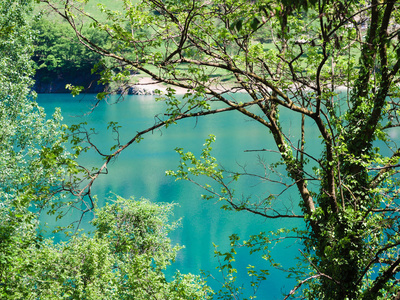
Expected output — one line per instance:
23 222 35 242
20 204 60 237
31 14 110 92
0 0 71 212
0 0 72 297
1 196 211 299
32 17 103 72
40 0 400 299
30 4 113 92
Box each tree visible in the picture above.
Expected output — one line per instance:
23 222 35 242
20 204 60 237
0 0 73 225
0 0 75 296
40 0 400 299
1 196 210 299
0 1 209 298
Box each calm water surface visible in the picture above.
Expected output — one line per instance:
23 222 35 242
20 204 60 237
37 93 314 299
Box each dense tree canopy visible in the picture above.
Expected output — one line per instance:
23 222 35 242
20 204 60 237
37 0 400 298
31 16 109 92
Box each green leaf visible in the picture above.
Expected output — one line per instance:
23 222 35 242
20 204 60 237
250 17 260 31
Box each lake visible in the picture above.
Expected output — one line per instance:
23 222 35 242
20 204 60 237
37 93 310 299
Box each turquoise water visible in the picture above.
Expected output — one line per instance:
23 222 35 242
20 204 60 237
37 93 310 299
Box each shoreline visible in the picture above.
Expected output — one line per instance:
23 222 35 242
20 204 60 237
34 73 351 96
